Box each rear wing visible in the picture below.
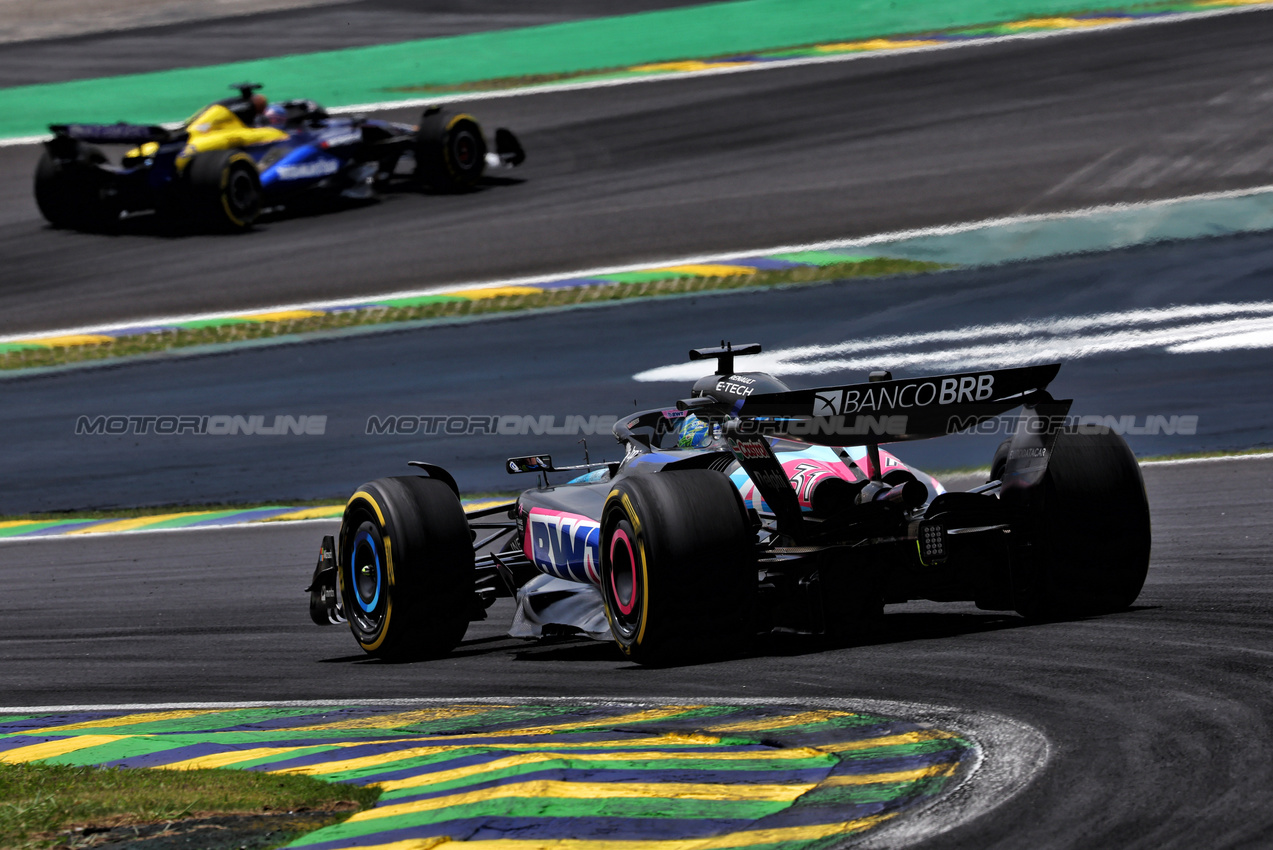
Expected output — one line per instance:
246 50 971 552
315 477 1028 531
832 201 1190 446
721 364 1071 537
737 363 1064 445
678 348 1072 537
49 122 184 145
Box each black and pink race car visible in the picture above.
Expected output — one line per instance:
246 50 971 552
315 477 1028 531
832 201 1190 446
308 343 1151 664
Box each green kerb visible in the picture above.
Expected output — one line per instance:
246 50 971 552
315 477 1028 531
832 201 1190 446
0 258 948 374
174 318 254 330
0 520 86 538
772 251 876 264
292 798 791 843
379 294 468 308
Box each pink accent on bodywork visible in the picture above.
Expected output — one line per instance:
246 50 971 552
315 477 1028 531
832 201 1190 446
523 507 602 584
780 458 859 510
779 451 942 509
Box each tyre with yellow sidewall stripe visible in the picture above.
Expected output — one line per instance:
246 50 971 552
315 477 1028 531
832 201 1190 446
338 476 474 659
183 147 261 231
600 470 756 665
416 108 486 190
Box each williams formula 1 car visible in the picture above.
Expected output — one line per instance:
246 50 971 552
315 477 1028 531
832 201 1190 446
35 83 524 232
308 343 1152 664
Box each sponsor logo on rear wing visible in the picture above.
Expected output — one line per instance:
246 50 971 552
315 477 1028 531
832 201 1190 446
49 122 183 145
739 363 1064 444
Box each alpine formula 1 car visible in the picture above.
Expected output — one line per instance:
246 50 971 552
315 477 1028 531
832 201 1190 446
308 343 1152 664
34 83 525 232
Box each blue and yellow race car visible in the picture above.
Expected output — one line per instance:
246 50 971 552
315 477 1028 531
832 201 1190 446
34 83 525 232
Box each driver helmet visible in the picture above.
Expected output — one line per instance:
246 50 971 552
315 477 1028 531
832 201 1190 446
263 102 288 128
676 413 717 449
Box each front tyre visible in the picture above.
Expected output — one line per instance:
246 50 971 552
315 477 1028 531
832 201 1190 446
600 470 756 665
183 148 261 231
416 109 486 191
339 477 474 659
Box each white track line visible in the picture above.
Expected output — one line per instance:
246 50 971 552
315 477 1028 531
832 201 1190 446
2 3 1271 149
4 183 1273 345
1141 451 1273 465
634 303 1273 380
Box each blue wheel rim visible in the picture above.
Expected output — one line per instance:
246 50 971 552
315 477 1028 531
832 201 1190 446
351 527 382 614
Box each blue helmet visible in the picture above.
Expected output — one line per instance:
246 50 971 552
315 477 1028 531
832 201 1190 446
263 102 288 128
676 414 716 449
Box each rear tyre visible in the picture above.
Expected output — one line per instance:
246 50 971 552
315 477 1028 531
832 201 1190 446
416 109 486 190
338 476 474 659
34 144 118 231
183 148 261 231
600 470 756 664
1009 428 1151 619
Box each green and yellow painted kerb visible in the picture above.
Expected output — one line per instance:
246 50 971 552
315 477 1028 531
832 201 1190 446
0 250 904 362
0 702 972 849
0 499 508 540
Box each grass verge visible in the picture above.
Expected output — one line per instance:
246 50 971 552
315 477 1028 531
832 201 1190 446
0 761 379 850
0 259 946 372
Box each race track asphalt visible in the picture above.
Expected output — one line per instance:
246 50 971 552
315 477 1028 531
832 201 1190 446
3 456 1271 850
3 8 1273 850
1 8 1272 333
3 225 1271 513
